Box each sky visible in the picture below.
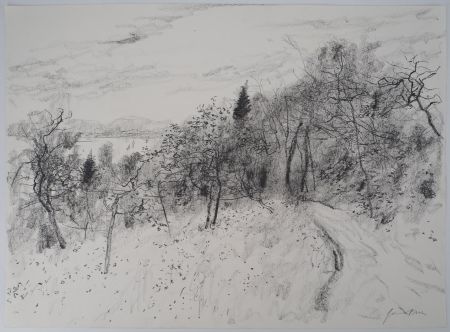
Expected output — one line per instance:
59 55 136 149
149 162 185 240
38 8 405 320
6 4 446 124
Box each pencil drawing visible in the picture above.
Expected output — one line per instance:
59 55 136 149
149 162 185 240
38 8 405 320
4 4 447 328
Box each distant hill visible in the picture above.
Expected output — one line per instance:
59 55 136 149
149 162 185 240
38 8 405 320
9 116 170 139
105 117 170 136
64 118 107 135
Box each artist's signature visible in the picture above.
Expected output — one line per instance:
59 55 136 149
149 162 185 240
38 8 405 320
383 306 426 324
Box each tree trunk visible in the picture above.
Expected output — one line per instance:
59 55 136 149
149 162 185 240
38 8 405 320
204 187 214 229
158 182 171 237
417 98 441 137
47 209 66 249
357 155 373 218
349 102 374 218
307 132 316 191
84 191 94 241
37 192 66 249
300 127 310 193
285 121 303 192
285 153 294 191
424 109 441 137
104 198 119 274
211 180 222 227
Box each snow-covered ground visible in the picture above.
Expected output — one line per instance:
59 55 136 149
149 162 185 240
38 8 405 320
305 201 446 328
5 200 446 328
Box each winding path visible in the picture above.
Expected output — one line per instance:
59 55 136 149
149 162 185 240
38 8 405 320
313 218 344 313
305 201 446 326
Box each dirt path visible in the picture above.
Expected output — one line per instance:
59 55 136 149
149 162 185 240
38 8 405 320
305 201 445 326
313 218 344 314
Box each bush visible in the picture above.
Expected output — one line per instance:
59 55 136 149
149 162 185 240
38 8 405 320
419 177 436 199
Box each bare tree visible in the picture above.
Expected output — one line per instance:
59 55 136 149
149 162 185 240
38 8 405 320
378 56 442 137
299 40 380 216
260 90 303 192
9 109 80 249
98 146 146 273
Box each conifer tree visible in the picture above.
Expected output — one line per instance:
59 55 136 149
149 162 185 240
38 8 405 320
82 151 97 186
233 82 252 120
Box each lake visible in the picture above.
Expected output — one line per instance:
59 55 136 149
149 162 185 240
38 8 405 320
7 136 160 163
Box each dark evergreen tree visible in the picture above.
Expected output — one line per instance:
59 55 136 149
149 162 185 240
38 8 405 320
233 83 252 120
81 151 97 186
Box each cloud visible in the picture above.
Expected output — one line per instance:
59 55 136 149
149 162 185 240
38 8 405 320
7 3 219 104
202 65 238 78
416 8 440 21
272 8 440 35
104 15 184 45
7 5 444 123
385 31 444 46
105 32 143 45
7 11 198 105
9 58 170 103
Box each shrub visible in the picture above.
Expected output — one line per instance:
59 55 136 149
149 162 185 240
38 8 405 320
419 178 436 199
